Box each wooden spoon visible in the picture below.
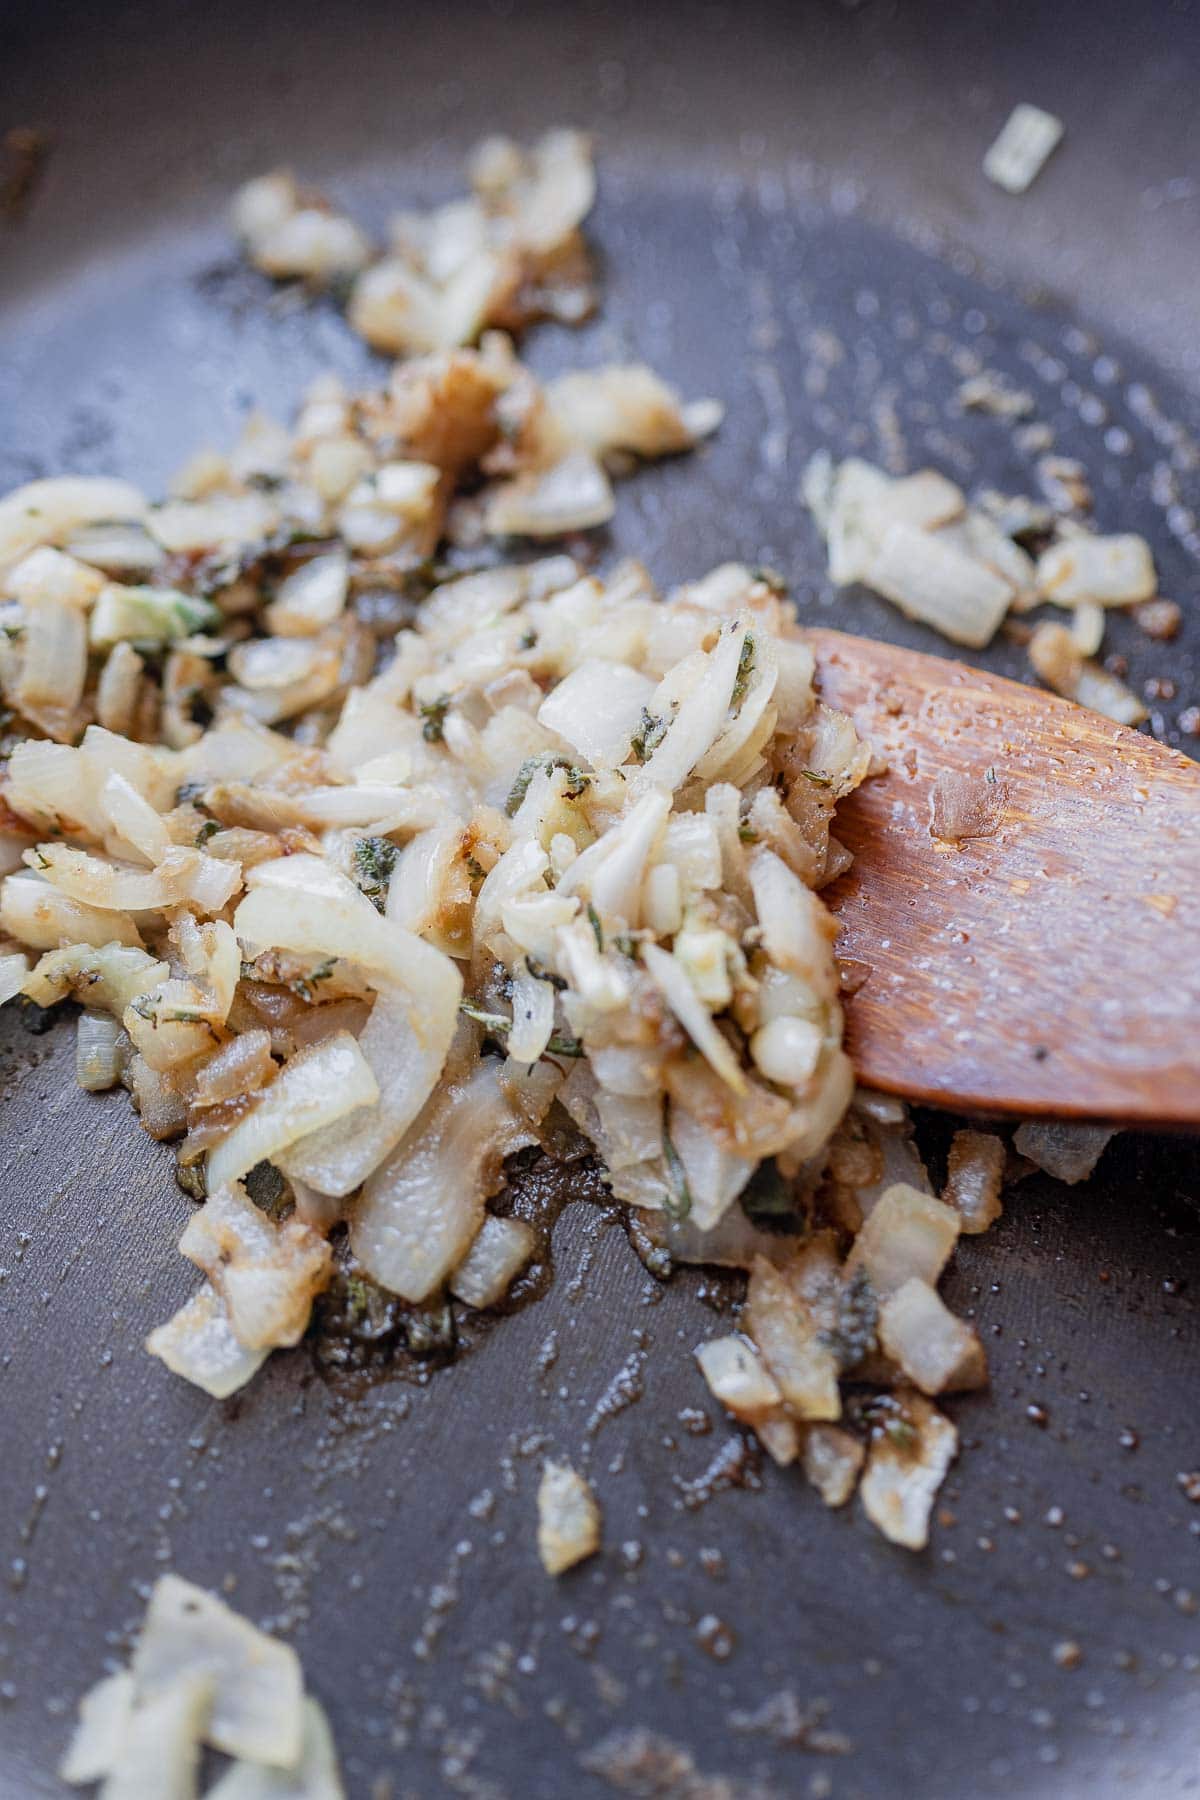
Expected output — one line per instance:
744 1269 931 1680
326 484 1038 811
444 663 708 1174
806 628 1200 1127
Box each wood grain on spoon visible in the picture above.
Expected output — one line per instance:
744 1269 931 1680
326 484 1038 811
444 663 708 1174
806 628 1200 1126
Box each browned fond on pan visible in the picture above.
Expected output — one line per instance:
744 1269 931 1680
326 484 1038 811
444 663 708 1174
809 628 1200 1125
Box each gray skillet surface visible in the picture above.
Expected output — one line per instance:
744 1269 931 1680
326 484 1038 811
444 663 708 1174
3 2 1200 1795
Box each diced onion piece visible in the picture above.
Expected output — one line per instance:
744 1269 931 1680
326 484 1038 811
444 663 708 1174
1028 621 1148 725
878 1277 987 1395
632 619 747 794
0 476 147 573
536 659 655 768
983 103 1064 195
205 1032 379 1193
350 1057 534 1302
252 208 372 281
544 365 701 459
23 943 168 1014
100 771 171 865
848 1184 961 1297
486 451 615 537
76 1010 127 1090
192 1032 275 1108
802 1425 865 1509
748 847 838 1001
1070 600 1105 656
745 1253 840 1421
944 1129 1005 1233
1037 534 1156 607
89 584 221 648
865 520 1013 647
25 843 178 912
265 551 350 637
0 950 29 1005
537 1461 601 1575
449 1214 537 1309
750 1014 823 1087
145 1282 269 1398
206 1698 345 1800
59 1670 136 1785
130 1574 304 1768
860 1394 958 1550
1013 1120 1115 1186
642 942 747 1096
179 1183 333 1350
695 1333 783 1418
94 1671 213 1800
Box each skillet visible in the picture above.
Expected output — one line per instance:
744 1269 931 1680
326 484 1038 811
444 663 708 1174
2 1 1200 1793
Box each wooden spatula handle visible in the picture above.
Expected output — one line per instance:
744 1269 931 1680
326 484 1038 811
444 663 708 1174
807 628 1200 1127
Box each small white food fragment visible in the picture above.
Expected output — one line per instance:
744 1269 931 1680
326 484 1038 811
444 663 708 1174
131 1574 304 1768
865 520 1013 648
695 1333 783 1418
1036 534 1156 608
878 1278 988 1396
983 104 1064 195
449 1213 537 1309
97 1672 213 1800
145 1282 269 1399
1013 1120 1116 1186
59 1671 136 1784
1028 621 1148 725
803 1424 865 1509
944 1129 1005 1234
848 1184 961 1298
860 1394 958 1550
206 1698 346 1800
537 1461 602 1575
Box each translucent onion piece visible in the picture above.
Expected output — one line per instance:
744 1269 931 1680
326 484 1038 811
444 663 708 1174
536 658 655 768
943 1128 1005 1233
350 1057 535 1301
865 519 1013 647
1037 533 1156 607
59 1671 135 1785
449 1214 537 1309
878 1278 987 1395
205 1032 378 1193
0 475 146 573
860 1394 958 1550
130 1574 304 1768
94 1671 213 1800
642 941 746 1095
145 1283 269 1398
76 1010 127 1090
179 1183 332 1350
848 1184 961 1297
983 103 1064 194
537 1461 601 1575
1013 1119 1115 1186
206 1699 345 1800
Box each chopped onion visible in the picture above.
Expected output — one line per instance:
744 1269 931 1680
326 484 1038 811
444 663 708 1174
1028 621 1148 725
878 1278 987 1395
943 1129 1005 1233
1013 1120 1115 1186
848 1184 961 1297
694 1333 784 1419
744 1251 841 1421
865 520 1013 647
205 1032 377 1192
265 550 350 637
180 1182 332 1350
859 1393 958 1550
485 450 615 537
449 1213 537 1308
983 103 1064 194
206 1698 345 1800
802 1425 864 1509
350 1056 534 1301
59 1671 135 1785
145 1282 269 1398
0 475 146 573
23 942 168 1014
1036 534 1156 607
130 1573 304 1768
76 1010 127 1090
0 950 29 1005
536 659 655 768
642 942 747 1096
536 1461 601 1575
85 1671 212 1800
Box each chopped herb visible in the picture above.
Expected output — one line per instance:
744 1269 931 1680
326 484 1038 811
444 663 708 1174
245 1157 290 1219
418 694 451 743
587 902 604 952
985 765 997 784
661 1111 693 1222
175 779 207 806
33 849 50 869
737 822 758 844
526 957 567 991
884 1417 918 1452
730 633 756 708
820 1266 879 1372
546 1032 584 1058
195 818 219 847
750 565 788 595
504 753 589 818
799 769 833 788
518 627 538 651
629 708 668 763
460 1001 512 1035
174 1159 207 1203
612 932 641 960
464 853 486 890
293 957 336 1002
352 835 400 911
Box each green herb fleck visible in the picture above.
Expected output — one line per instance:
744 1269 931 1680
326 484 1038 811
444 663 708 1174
518 627 538 651
884 1417 918 1452
799 768 833 788
504 754 589 818
293 957 336 1002
464 853 486 890
460 1001 512 1035
661 1112 693 1222
526 957 567 991
195 818 219 847
175 779 206 806
612 933 641 960
418 694 451 743
546 1032 584 1058
587 902 604 952
629 708 668 763
731 633 756 709
737 822 758 844
352 835 400 911
739 1158 803 1233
